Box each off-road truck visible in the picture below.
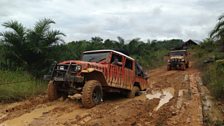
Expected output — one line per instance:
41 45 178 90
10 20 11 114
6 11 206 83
45 50 148 108
167 50 189 71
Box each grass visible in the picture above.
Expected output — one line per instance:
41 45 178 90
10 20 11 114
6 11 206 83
0 70 47 101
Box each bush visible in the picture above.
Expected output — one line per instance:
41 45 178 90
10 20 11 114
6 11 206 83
201 61 224 99
192 41 224 99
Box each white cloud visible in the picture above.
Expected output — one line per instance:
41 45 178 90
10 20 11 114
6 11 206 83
0 0 224 42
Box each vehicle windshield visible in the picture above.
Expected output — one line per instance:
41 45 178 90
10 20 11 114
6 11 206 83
82 52 110 62
170 51 186 56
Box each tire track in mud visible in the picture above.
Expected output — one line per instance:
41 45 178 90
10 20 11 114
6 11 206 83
0 95 49 124
166 70 203 126
0 67 205 126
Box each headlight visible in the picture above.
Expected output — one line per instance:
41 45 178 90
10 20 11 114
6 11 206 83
75 65 82 71
181 59 185 61
59 66 64 70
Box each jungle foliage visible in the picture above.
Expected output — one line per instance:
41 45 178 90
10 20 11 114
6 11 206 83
0 19 183 77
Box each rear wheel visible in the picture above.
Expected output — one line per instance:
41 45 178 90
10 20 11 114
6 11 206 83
48 81 58 101
82 80 103 108
127 86 140 98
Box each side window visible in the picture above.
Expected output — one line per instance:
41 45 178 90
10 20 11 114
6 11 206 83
111 53 122 66
125 58 133 69
135 63 144 77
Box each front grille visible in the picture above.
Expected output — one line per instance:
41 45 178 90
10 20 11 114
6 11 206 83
171 59 181 62
53 64 77 79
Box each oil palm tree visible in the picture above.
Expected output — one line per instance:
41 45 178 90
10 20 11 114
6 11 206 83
0 20 27 68
0 18 65 76
210 14 224 51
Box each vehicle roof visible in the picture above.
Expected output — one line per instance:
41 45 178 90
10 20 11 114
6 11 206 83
83 49 134 60
170 50 187 52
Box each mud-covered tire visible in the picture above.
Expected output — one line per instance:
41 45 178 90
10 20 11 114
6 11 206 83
181 64 186 71
48 81 58 101
186 62 189 68
82 80 103 108
167 65 171 71
59 92 68 99
127 86 140 98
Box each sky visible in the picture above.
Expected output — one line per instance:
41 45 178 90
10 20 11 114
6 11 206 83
0 0 224 42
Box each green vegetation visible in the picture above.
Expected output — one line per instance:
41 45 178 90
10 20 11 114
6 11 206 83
0 18 183 75
0 19 65 77
193 46 224 99
1 14 223 102
0 70 46 101
0 18 183 101
56 38 183 69
192 14 224 99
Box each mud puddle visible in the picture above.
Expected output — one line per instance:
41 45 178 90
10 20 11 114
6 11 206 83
0 114 7 120
0 105 57 126
146 87 174 111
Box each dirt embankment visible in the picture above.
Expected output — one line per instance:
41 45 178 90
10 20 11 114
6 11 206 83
0 66 222 126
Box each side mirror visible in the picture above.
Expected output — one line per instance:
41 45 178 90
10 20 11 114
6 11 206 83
117 62 123 66
43 75 51 81
143 73 149 80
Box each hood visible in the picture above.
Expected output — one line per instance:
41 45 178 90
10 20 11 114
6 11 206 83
59 60 89 65
170 56 184 59
58 60 107 70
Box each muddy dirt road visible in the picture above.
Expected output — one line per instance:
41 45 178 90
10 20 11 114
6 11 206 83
0 67 207 126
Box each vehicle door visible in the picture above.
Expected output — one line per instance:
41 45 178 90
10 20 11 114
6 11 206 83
108 53 124 88
123 58 134 90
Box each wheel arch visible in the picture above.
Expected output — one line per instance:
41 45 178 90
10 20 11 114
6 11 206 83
81 69 107 86
133 82 142 91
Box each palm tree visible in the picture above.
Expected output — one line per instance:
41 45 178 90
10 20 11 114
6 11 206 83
0 21 27 67
0 18 65 76
210 14 224 51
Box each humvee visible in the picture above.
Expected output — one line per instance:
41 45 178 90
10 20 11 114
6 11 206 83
45 50 148 108
167 50 189 71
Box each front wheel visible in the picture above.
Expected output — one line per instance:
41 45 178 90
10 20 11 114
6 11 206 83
48 81 58 101
181 64 186 71
167 65 171 71
186 62 189 68
82 80 103 108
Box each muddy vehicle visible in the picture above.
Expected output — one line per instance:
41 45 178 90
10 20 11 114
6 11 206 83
45 50 148 108
167 50 189 71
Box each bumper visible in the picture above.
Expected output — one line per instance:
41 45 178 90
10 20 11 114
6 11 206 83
53 76 84 83
168 61 185 67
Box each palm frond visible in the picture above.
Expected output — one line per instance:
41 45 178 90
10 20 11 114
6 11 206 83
218 14 224 20
215 27 224 38
210 20 224 38
117 36 125 44
34 18 55 35
44 30 65 46
1 31 20 46
2 20 26 38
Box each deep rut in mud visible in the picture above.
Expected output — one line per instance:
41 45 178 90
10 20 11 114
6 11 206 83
0 66 218 126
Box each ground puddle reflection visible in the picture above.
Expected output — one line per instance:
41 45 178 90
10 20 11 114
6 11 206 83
0 105 56 126
146 87 174 111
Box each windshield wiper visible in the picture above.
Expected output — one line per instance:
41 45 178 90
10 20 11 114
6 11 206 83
96 57 106 63
88 57 96 62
